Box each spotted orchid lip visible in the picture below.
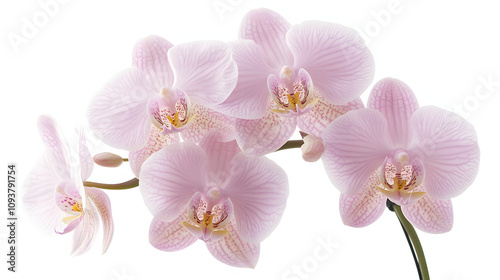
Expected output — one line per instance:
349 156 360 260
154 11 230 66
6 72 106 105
147 88 195 134
267 68 319 118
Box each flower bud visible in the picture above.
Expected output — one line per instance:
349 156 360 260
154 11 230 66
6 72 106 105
93 152 124 167
301 134 324 162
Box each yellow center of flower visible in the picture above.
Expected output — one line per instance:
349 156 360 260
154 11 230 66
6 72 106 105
72 202 83 212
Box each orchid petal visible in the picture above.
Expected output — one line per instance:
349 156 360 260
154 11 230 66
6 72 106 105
88 68 156 150
215 40 274 119
322 108 392 195
85 187 114 254
129 125 180 178
287 21 374 105
140 142 208 222
199 130 242 186
402 190 453 234
37 115 70 179
149 213 197 251
181 104 236 144
339 170 385 227
239 8 293 69
367 78 419 148
235 106 297 156
23 156 62 231
77 128 94 181
55 181 83 215
170 41 238 107
132 35 174 89
71 201 100 255
297 95 364 138
206 219 260 268
223 153 288 243
409 106 480 199
55 214 83 235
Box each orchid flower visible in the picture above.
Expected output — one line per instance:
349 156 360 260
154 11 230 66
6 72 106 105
24 115 114 254
88 35 238 177
215 8 374 156
322 78 480 233
139 130 289 267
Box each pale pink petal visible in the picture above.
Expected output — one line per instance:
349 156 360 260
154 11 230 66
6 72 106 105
132 35 174 89
339 170 386 227
214 40 274 119
402 190 453 234
139 142 208 222
223 153 288 243
367 78 419 148
37 115 70 179
77 128 94 181
301 134 325 162
169 41 238 107
181 104 236 144
71 201 100 255
85 187 114 254
129 125 180 178
287 21 374 105
409 106 480 199
322 109 392 195
88 68 156 150
239 8 293 69
23 156 61 232
297 95 364 138
199 130 242 186
55 215 83 235
149 213 197 251
54 181 82 215
235 107 297 156
206 219 260 268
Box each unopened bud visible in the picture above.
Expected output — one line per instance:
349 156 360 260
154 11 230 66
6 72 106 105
93 152 124 167
301 134 324 162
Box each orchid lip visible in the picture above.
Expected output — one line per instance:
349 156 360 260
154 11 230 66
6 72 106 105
147 88 195 134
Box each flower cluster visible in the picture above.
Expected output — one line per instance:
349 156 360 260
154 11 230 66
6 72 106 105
24 8 479 269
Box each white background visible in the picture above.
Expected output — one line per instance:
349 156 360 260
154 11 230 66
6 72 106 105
1 0 499 279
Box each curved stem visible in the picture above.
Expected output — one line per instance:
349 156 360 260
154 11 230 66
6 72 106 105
276 139 304 151
83 178 139 190
393 204 429 280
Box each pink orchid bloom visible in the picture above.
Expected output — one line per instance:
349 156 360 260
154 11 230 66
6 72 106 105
139 130 289 267
215 8 374 156
322 78 480 233
88 35 238 177
24 116 114 254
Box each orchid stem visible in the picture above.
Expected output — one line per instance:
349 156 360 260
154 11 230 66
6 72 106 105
83 178 139 190
392 203 429 280
122 158 129 162
276 140 304 151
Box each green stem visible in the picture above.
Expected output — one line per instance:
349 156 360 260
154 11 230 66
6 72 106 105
276 139 304 151
393 204 430 280
83 178 139 190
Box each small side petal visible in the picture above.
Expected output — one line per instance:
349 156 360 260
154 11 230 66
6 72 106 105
223 153 288 243
140 142 208 222
129 125 180 178
37 115 70 179
367 78 419 148
339 170 386 227
71 202 100 255
235 106 297 156
85 187 114 254
214 40 274 119
402 192 453 234
181 104 236 144
287 21 374 105
409 106 480 199
206 219 260 268
322 108 392 195
239 8 293 69
88 68 156 150
149 213 197 252
297 94 364 138
132 35 174 89
170 41 238 107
